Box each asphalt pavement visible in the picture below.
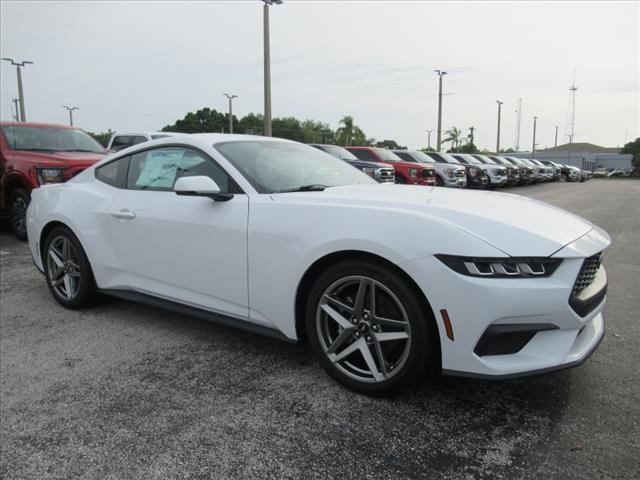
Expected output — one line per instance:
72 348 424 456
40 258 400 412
1 179 639 479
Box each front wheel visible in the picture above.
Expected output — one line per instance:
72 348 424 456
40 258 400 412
395 176 406 184
435 175 444 187
305 260 439 395
43 226 97 309
8 189 30 240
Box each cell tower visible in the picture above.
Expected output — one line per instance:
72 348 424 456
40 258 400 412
514 97 522 151
565 70 578 144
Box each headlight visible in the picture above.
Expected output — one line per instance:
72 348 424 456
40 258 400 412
445 168 454 178
491 168 502 176
408 168 418 179
361 167 376 178
36 167 65 185
435 254 562 278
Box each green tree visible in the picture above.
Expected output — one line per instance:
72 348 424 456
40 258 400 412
621 138 640 168
162 108 233 133
375 139 406 150
335 116 365 147
443 126 462 152
88 129 114 147
301 119 335 144
272 117 305 142
458 142 479 154
237 113 264 135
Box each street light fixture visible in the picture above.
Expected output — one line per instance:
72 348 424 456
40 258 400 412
2 57 34 122
222 93 238 134
434 70 447 151
262 0 283 137
495 100 503 154
62 105 79 126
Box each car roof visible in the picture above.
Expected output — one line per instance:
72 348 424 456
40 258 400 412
111 131 183 136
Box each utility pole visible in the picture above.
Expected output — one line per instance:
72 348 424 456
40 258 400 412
434 69 447 151
11 98 20 121
532 116 538 159
554 125 559 161
514 97 522 151
222 93 238 134
565 69 578 143
2 58 34 121
62 105 79 126
495 100 503 154
426 129 433 150
262 1 283 136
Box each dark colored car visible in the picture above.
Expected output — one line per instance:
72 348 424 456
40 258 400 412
345 147 436 186
489 155 533 187
539 160 563 181
0 122 106 239
310 144 395 183
502 157 537 185
423 151 488 188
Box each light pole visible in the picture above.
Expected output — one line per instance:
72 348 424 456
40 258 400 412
532 116 538 158
434 70 447 151
2 58 34 122
426 129 433 150
222 93 238 134
262 0 283 137
495 100 503 154
62 105 79 126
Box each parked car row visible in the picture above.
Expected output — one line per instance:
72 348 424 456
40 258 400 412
0 122 593 241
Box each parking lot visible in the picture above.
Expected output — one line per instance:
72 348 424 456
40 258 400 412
1 179 638 479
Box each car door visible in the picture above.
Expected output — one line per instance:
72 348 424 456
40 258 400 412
107 145 249 319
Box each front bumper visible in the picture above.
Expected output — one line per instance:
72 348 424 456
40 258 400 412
400 230 610 379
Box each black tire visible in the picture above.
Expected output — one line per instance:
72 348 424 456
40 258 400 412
42 226 97 309
395 176 406 184
8 188 30 241
435 175 444 187
305 260 440 395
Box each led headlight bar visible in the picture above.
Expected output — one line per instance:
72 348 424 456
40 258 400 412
435 254 562 278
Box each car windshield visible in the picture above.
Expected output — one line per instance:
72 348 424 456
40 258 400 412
407 151 435 163
490 156 508 165
456 154 482 165
424 152 461 164
215 140 376 193
2 125 105 153
506 157 524 165
373 148 404 162
314 144 359 161
473 155 496 164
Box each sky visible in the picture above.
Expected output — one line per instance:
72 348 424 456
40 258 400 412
1 0 638 151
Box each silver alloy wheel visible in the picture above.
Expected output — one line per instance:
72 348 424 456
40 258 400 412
47 236 81 300
316 276 412 383
11 195 28 236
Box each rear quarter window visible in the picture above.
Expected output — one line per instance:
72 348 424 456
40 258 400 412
95 156 129 188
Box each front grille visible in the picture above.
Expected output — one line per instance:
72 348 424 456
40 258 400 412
377 168 394 180
420 168 435 178
572 253 603 295
455 169 466 177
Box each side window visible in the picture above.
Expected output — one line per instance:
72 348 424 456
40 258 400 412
95 156 129 188
351 149 376 162
131 136 148 145
126 147 236 193
111 136 131 151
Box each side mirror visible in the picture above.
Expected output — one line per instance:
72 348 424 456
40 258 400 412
174 176 233 201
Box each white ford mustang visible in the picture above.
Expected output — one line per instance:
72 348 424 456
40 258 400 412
26 134 610 394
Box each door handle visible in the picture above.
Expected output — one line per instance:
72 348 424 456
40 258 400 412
111 209 136 220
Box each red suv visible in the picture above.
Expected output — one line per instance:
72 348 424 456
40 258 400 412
0 122 106 239
345 147 435 186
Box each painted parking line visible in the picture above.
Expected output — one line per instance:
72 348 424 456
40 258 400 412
0 250 11 256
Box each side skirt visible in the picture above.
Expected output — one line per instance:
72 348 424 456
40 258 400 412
98 288 294 343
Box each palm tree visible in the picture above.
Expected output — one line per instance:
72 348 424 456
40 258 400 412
443 126 462 151
336 116 365 147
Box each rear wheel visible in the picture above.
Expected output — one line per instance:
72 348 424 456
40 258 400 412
305 260 439 395
43 226 97 309
8 189 29 240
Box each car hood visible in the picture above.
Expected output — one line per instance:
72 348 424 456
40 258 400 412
272 184 595 257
